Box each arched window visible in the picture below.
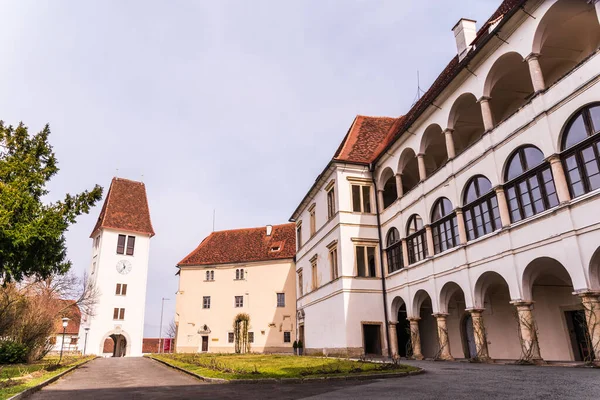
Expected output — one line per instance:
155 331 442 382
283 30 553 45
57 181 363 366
504 146 558 222
406 215 427 264
386 228 403 273
561 104 600 198
431 198 459 254
463 176 501 240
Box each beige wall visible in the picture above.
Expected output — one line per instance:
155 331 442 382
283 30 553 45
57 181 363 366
175 259 297 353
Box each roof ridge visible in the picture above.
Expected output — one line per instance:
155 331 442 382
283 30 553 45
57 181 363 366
113 176 145 185
210 222 295 234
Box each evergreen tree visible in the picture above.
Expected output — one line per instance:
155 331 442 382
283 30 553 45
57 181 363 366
0 121 102 282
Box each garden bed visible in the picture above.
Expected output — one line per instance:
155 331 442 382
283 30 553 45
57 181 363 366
148 353 419 381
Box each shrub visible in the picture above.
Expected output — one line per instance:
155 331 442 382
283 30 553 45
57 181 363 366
0 341 28 364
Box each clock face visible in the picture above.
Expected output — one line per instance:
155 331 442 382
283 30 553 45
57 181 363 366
116 260 132 275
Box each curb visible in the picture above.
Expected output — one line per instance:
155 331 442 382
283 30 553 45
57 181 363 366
147 356 424 384
7 357 97 400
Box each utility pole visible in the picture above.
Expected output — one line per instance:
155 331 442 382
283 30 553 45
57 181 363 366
158 297 170 353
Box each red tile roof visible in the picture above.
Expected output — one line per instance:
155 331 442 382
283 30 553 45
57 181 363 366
54 302 81 335
178 223 296 266
90 177 155 237
333 116 399 164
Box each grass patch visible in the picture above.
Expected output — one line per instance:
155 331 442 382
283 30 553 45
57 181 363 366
0 355 95 400
149 353 418 380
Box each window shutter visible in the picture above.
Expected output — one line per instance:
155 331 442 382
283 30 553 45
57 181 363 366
119 308 125 320
117 235 126 254
115 284 121 295
122 284 127 295
126 236 135 256
113 308 119 319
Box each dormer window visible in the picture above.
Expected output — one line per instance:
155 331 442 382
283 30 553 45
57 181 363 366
271 246 280 252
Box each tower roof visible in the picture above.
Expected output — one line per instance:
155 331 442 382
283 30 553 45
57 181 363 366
90 177 155 237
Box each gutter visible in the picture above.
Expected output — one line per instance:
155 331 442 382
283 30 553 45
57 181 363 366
370 162 392 359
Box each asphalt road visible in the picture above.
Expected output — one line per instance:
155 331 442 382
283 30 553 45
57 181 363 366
29 357 600 399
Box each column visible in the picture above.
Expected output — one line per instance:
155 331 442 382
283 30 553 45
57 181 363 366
395 174 404 198
402 240 410 266
455 208 468 245
548 154 571 203
425 225 434 257
417 153 427 182
478 96 494 132
494 186 511 227
511 301 542 362
408 317 424 360
388 322 399 357
433 313 454 360
467 308 490 361
444 129 456 159
377 189 384 211
578 292 600 362
525 53 546 93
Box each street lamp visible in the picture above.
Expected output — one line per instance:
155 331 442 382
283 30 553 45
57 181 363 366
158 297 170 353
83 327 90 356
59 317 70 364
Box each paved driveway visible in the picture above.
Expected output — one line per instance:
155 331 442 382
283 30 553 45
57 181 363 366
30 357 599 400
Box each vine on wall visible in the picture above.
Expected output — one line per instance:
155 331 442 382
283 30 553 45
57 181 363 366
233 313 251 354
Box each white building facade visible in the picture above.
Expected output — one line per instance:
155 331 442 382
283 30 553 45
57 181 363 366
79 177 154 357
292 0 600 363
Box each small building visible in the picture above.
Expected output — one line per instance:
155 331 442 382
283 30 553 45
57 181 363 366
142 338 174 354
175 223 297 353
49 305 81 354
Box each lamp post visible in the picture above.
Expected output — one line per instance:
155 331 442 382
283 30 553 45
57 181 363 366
158 297 170 353
83 327 90 356
59 317 70 364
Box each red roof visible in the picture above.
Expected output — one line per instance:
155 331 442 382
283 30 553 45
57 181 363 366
90 177 155 237
178 223 296 266
54 302 81 335
333 116 399 164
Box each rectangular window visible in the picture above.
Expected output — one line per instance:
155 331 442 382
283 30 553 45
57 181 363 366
277 293 285 307
235 269 244 280
115 283 127 296
329 247 338 280
309 206 316 237
356 245 377 277
235 296 244 308
327 188 336 220
203 296 211 309
283 332 291 343
113 308 125 320
228 332 234 343
117 235 126 254
205 270 214 281
311 258 318 290
248 332 254 343
126 236 135 256
351 184 372 213
296 224 302 249
297 270 303 296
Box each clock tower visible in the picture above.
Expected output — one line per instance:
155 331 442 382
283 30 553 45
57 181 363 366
80 177 155 357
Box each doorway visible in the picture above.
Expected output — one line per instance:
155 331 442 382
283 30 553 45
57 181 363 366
201 336 209 352
565 310 593 361
298 325 305 346
396 304 410 357
462 314 477 358
109 334 127 357
363 324 382 355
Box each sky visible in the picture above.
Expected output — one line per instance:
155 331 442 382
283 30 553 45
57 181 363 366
0 0 501 337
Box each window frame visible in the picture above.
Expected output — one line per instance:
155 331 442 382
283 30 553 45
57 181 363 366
406 215 427 264
355 244 378 278
430 198 459 254
203 296 211 309
327 186 336 220
115 283 127 296
234 295 244 308
283 331 291 343
277 292 285 308
310 256 318 290
116 234 126 254
126 235 135 256
328 245 339 281
385 228 404 274
228 332 234 343
463 176 501 240
297 269 303 297
351 183 373 213
296 223 302 250
309 205 316 237
113 307 125 320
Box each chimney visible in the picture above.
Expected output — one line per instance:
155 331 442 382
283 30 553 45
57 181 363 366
452 18 477 61
266 225 273 236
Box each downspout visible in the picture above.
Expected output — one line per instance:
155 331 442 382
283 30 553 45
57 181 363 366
370 163 392 358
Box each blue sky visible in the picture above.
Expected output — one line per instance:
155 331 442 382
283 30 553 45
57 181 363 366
0 0 500 337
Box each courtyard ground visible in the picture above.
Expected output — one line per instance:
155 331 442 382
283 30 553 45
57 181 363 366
29 357 600 400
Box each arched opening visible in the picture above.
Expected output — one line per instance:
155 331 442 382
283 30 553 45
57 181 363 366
560 103 600 198
413 290 437 359
485 52 534 125
534 0 600 88
391 297 410 357
420 124 448 177
380 167 398 209
430 198 459 254
398 148 420 194
590 247 600 291
106 334 127 357
504 145 558 222
473 271 521 360
463 175 501 240
522 257 589 361
406 214 427 264
448 93 486 155
386 227 404 273
439 282 470 359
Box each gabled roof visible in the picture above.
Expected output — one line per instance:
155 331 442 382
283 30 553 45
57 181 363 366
178 223 296 266
333 116 399 164
91 177 155 238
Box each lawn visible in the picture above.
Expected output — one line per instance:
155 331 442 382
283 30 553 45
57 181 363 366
149 353 418 380
0 355 95 400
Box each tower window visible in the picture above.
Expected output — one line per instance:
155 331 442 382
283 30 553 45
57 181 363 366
113 308 125 320
126 236 135 256
117 235 126 254
115 283 127 296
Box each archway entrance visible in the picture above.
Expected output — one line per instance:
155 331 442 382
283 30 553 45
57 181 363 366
414 290 437 359
110 334 127 357
462 314 477 358
396 303 411 357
